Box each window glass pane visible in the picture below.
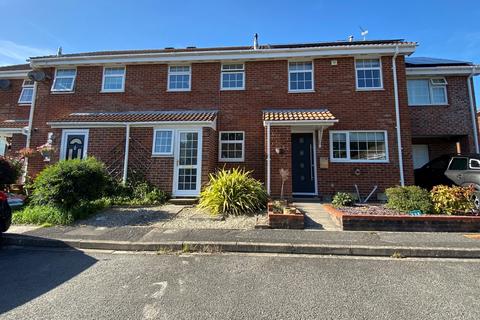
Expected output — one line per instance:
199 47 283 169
332 133 347 159
431 86 446 104
19 87 34 103
407 80 430 105
53 77 74 90
56 69 76 77
104 67 125 76
154 130 173 154
449 158 468 170
104 76 123 90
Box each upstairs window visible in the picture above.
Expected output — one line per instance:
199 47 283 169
407 78 447 105
221 64 245 90
168 65 191 91
330 131 388 163
18 80 34 104
102 67 126 92
355 59 382 89
219 131 244 162
288 61 313 92
52 68 76 92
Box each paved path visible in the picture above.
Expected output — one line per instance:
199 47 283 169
1 248 479 320
293 201 340 230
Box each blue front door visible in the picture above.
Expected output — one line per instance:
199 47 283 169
291 133 315 195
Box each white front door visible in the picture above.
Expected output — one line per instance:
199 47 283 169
173 129 202 196
412 144 429 169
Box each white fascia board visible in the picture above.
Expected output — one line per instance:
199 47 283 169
263 120 339 126
0 70 30 79
0 128 23 134
406 65 480 76
48 120 216 129
30 44 416 67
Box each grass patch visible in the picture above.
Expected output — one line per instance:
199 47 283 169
12 198 112 226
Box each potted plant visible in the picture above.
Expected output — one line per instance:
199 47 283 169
37 143 55 162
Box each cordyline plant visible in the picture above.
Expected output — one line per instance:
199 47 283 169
198 168 268 216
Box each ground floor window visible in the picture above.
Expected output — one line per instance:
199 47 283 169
152 129 174 155
219 131 244 162
60 129 89 160
330 131 388 162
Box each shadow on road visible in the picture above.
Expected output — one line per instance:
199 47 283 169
0 237 97 314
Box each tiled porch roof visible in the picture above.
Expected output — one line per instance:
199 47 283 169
0 120 29 129
263 109 336 122
50 110 218 123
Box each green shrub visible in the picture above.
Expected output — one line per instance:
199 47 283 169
199 168 268 216
30 157 111 210
332 192 356 207
108 179 169 205
386 185 433 214
430 185 475 215
0 157 22 187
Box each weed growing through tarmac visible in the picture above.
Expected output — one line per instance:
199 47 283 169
391 251 405 259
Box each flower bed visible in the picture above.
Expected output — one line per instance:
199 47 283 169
324 204 480 232
267 200 304 229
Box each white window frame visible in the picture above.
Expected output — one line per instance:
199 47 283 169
18 80 34 105
51 68 77 92
329 130 389 163
60 129 89 160
218 131 245 162
407 77 448 106
152 129 174 156
220 63 245 90
101 66 126 93
355 58 383 90
167 65 191 92
288 61 314 93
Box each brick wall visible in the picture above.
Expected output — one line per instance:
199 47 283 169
0 79 30 123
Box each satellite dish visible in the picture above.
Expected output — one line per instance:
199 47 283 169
0 79 11 90
27 70 47 82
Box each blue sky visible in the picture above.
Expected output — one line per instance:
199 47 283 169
1 0 479 102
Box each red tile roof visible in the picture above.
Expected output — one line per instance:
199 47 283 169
50 110 218 123
0 64 31 72
263 109 336 122
0 120 29 129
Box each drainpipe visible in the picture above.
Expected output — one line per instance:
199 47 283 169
467 68 479 153
392 45 405 186
122 124 130 184
266 123 271 195
22 81 38 182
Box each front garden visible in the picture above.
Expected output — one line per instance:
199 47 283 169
326 185 480 232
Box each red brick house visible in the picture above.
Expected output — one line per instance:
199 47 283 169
0 39 479 199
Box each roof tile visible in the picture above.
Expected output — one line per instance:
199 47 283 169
263 109 336 122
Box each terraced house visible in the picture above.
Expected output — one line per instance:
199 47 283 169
0 38 479 199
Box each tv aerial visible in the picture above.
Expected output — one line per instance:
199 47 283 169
359 26 369 40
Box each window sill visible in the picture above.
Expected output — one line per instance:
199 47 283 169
152 154 174 158
330 159 389 164
409 104 449 107
18 103 32 106
288 90 315 94
51 90 75 94
220 88 245 91
219 159 245 163
356 87 384 92
167 89 191 92
100 90 125 93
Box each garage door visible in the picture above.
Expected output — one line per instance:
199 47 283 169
412 144 429 169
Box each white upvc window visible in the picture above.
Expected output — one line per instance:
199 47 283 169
288 61 314 92
18 80 34 104
219 131 245 162
51 68 76 92
407 78 448 105
168 65 191 91
221 63 245 90
102 66 126 92
355 58 383 89
330 131 388 163
152 129 174 156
